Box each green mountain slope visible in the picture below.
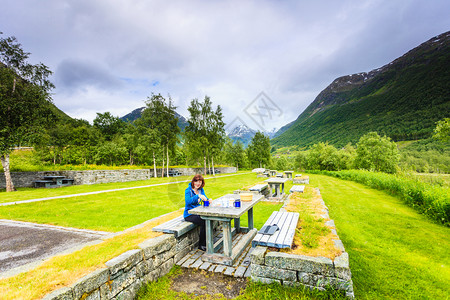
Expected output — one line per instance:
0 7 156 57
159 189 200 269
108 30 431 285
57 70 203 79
272 31 450 148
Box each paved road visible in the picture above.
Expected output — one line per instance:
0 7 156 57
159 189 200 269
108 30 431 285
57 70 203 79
0 220 109 278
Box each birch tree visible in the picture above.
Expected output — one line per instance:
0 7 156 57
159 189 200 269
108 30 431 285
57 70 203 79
0 33 55 191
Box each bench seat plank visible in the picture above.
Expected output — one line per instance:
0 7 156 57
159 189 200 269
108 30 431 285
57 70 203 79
290 185 305 193
249 184 268 192
152 215 197 238
252 211 299 248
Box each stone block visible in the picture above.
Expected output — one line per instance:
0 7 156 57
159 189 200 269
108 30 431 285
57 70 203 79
159 258 174 277
105 249 143 277
41 286 73 300
141 268 161 283
139 234 176 259
325 220 335 228
71 268 110 299
251 264 296 281
152 247 177 268
84 289 100 300
251 276 281 284
250 246 267 265
105 266 137 298
265 252 334 277
333 239 346 252
334 252 352 280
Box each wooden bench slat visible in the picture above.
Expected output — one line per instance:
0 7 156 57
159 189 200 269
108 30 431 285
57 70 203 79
266 212 292 247
249 184 268 192
251 211 278 247
290 185 305 193
273 212 299 248
252 211 299 248
152 215 197 238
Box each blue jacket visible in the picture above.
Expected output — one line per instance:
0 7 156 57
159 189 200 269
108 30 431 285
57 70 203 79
184 182 207 218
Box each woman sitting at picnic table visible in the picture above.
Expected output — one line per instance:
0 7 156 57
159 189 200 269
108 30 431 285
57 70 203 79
184 174 208 251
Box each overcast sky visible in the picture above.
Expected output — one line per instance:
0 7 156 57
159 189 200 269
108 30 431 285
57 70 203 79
1 0 449 132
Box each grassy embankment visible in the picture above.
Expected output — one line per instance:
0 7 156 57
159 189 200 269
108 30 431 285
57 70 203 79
0 172 283 299
138 174 449 299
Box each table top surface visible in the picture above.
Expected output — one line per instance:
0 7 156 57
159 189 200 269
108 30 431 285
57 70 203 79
189 194 263 219
264 178 289 184
284 171 294 173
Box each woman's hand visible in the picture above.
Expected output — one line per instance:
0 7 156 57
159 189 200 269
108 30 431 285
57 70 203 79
199 194 207 202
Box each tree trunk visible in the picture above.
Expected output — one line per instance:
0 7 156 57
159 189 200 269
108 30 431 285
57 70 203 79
153 151 157 178
208 155 211 175
212 156 215 176
166 143 169 178
1 154 16 192
162 148 165 178
203 154 207 175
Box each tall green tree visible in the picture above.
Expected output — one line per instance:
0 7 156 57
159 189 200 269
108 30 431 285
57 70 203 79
137 93 179 177
207 103 226 175
355 132 399 173
0 33 55 191
433 118 450 143
247 131 271 168
93 112 125 141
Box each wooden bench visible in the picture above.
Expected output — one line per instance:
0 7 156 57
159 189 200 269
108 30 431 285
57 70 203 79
289 185 305 193
152 215 198 238
252 211 299 248
33 180 56 188
249 184 268 192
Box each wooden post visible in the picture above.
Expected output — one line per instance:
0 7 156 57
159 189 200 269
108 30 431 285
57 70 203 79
248 207 254 230
205 219 214 254
223 220 232 257
234 218 240 233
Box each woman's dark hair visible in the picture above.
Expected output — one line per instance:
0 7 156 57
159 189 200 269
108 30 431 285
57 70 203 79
191 174 205 189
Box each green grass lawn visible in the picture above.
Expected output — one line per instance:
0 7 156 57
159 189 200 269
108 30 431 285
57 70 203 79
0 172 278 231
311 174 450 300
0 173 247 204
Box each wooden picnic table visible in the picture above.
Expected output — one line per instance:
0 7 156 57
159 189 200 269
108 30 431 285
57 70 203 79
264 177 289 198
269 170 277 177
284 171 294 179
189 193 263 266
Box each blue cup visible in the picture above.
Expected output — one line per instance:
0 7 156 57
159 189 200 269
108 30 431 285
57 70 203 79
203 200 210 207
234 200 241 208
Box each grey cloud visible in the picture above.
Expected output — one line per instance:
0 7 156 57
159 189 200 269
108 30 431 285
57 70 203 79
55 59 123 92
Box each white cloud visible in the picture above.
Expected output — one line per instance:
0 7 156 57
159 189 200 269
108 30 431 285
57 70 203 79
1 0 449 129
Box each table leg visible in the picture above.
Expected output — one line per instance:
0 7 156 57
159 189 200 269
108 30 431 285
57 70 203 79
223 220 232 257
234 218 240 233
205 219 214 254
282 183 285 194
275 184 280 197
248 208 254 230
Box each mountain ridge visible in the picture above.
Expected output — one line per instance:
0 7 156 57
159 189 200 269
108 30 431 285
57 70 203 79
272 31 450 148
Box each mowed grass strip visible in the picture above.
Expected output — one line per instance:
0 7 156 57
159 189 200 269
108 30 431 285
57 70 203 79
0 210 180 300
310 174 450 300
0 172 250 204
0 172 262 231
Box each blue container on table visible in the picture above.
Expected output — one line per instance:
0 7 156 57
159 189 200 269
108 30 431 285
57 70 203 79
234 199 241 208
203 199 210 207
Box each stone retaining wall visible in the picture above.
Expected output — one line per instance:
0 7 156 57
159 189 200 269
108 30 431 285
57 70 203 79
43 228 200 300
0 167 237 188
250 189 354 298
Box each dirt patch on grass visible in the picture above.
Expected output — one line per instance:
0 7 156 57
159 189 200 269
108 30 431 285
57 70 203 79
170 268 247 299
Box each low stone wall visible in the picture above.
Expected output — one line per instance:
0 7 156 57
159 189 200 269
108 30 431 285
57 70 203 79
43 228 200 300
250 188 354 298
0 167 237 188
250 248 353 298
